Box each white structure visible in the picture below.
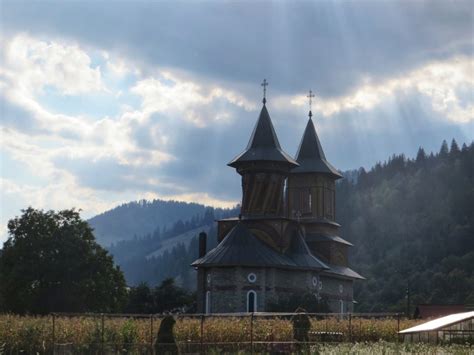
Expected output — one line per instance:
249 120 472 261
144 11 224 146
399 311 474 343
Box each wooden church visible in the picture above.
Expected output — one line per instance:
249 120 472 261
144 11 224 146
192 83 363 313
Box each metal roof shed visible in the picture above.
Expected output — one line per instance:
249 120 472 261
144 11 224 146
399 311 474 344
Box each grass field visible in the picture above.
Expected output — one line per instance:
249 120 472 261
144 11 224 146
1 314 472 354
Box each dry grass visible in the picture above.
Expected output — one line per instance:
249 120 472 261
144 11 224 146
0 314 456 354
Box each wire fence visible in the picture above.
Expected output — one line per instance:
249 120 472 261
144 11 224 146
47 312 408 354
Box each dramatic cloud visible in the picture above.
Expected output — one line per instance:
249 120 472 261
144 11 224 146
289 56 474 123
1 1 473 242
2 1 472 95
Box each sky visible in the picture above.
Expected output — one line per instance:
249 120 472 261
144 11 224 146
1 0 473 242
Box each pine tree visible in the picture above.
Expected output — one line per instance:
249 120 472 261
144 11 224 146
450 139 460 155
439 140 449 158
416 147 426 162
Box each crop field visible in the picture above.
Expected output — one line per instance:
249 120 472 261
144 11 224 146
0 314 472 354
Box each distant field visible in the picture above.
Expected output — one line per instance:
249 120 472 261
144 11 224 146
1 314 472 354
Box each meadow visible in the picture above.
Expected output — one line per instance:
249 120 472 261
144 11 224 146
0 314 472 354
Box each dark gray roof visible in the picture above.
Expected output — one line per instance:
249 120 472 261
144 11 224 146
288 231 329 270
191 222 296 268
191 223 327 271
323 264 365 280
306 233 353 246
292 118 342 178
228 105 298 168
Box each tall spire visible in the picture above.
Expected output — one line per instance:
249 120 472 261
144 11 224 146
261 79 268 105
292 115 342 178
228 104 298 168
228 81 298 168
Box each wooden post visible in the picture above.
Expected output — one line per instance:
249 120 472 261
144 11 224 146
397 313 401 342
52 313 56 355
200 315 204 355
150 314 154 351
349 313 352 342
101 313 105 354
250 313 254 354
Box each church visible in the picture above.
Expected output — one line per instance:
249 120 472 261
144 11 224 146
191 81 363 313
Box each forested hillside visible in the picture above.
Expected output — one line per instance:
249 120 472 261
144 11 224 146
107 206 239 287
89 199 224 245
338 140 474 312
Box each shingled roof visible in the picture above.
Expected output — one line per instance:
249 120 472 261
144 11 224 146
292 118 342 178
306 233 354 246
287 231 329 270
191 222 327 271
322 264 365 280
228 105 298 168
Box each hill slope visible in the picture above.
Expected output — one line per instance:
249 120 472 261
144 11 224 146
338 140 474 312
89 199 220 245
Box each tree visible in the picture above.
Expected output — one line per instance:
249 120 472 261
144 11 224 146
153 278 194 313
415 147 426 162
450 139 460 155
0 207 127 314
125 282 154 313
439 139 449 157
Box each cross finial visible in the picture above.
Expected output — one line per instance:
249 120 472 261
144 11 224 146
307 90 315 118
261 79 268 104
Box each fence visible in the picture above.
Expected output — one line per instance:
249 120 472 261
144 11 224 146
48 312 406 354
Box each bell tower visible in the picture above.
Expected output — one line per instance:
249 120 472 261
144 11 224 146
288 91 350 267
287 117 342 221
228 80 298 218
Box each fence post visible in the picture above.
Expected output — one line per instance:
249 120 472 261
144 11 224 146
349 313 352 342
250 313 254 354
52 313 56 355
101 313 105 354
150 314 154 351
397 313 400 342
200 315 204 355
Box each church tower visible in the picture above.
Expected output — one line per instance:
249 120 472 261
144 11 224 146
228 80 298 218
287 92 349 267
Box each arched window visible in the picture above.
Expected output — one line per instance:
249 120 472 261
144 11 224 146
247 290 257 312
205 291 211 314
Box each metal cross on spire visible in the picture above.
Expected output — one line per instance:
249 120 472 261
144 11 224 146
307 90 315 118
261 79 268 104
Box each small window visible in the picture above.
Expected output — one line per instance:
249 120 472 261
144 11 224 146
318 281 323 291
247 290 257 312
207 274 211 284
339 284 344 294
248 273 257 283
312 276 318 287
205 291 211 314
299 189 311 214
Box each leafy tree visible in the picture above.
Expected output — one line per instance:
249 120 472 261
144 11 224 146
125 282 154 313
153 278 194 313
124 279 194 313
0 208 127 314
